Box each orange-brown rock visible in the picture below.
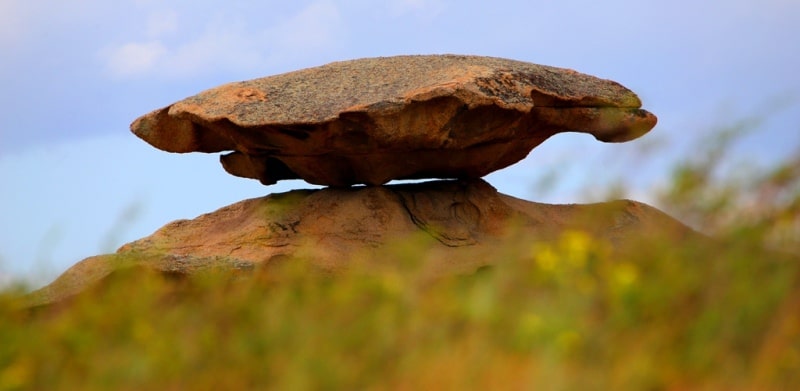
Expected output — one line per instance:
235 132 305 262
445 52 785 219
28 179 695 306
131 55 657 187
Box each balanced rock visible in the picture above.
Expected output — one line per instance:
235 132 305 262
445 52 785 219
131 55 657 187
28 179 696 306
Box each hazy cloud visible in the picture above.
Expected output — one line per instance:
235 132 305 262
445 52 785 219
145 9 179 38
273 0 344 51
387 0 445 18
0 0 115 45
161 22 265 77
100 0 345 79
0 0 27 48
104 41 168 77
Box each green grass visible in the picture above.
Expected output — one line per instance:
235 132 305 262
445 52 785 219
2 130 799 390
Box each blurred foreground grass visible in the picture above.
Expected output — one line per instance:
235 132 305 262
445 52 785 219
1 130 799 390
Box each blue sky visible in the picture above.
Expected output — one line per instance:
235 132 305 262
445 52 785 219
1 0 799 286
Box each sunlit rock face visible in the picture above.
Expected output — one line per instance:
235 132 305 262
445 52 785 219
131 55 656 187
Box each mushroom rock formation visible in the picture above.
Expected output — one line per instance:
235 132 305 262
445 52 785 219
27 180 697 306
131 55 657 187
28 55 666 306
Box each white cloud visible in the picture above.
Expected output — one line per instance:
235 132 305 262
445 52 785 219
145 9 178 38
0 0 115 48
100 0 346 79
160 23 265 77
0 0 29 49
392 0 428 11
387 0 445 18
104 41 167 77
274 0 344 51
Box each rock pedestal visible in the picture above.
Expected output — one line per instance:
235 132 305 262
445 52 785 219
28 180 697 306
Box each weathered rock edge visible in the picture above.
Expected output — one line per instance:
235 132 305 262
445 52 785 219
27 179 695 306
131 55 657 186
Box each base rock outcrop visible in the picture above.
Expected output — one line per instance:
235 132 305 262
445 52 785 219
29 180 698 306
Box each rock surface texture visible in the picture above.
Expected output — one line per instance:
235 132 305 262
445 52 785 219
131 55 657 187
29 180 696 306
